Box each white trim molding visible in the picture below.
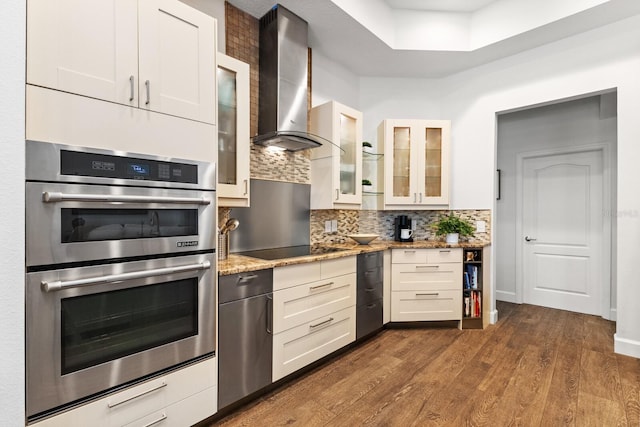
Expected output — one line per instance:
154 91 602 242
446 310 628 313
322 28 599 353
490 309 499 325
614 334 640 359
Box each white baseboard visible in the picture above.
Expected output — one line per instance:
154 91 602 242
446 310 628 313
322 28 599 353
490 309 499 324
495 290 517 303
614 334 640 359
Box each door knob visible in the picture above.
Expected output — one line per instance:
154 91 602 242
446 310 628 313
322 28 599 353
525 236 537 242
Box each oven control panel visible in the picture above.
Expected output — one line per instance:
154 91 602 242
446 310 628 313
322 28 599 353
61 150 198 184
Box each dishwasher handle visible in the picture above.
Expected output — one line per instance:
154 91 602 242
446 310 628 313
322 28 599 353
266 294 273 335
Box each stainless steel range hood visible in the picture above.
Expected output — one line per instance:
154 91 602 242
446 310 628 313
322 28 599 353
253 5 323 151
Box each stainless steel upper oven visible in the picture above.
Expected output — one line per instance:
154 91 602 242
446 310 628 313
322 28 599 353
26 140 216 267
25 141 217 420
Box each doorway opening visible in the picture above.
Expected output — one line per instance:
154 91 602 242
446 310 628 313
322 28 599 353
495 91 617 319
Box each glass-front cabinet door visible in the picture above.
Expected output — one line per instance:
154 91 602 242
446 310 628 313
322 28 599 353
310 101 363 209
217 53 250 207
381 119 450 209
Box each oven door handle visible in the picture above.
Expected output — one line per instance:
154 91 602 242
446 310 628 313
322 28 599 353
41 261 211 292
42 192 211 205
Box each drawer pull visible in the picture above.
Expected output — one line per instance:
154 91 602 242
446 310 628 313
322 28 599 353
107 381 166 408
142 413 168 427
416 293 439 297
309 317 334 330
416 265 439 269
439 250 451 253
366 303 377 309
310 282 333 291
404 250 416 254
238 274 258 283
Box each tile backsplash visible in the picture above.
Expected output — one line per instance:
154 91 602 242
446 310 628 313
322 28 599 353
311 209 491 245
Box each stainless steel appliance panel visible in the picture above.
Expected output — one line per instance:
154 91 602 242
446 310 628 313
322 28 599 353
230 179 310 252
218 270 273 409
26 182 216 266
356 251 383 340
26 253 216 417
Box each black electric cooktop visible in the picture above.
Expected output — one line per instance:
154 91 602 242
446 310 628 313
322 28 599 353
238 245 348 261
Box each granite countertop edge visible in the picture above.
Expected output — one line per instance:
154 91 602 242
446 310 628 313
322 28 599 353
218 240 491 276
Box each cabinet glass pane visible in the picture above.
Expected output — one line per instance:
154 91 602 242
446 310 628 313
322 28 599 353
424 127 442 197
393 127 411 197
339 113 357 195
217 66 237 185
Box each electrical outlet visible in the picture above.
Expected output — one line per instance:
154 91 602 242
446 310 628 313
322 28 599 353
476 220 486 233
325 221 332 233
411 219 416 231
331 219 338 232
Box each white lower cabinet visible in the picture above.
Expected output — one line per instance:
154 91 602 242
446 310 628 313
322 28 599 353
30 358 217 427
391 248 462 323
273 306 356 381
272 257 357 381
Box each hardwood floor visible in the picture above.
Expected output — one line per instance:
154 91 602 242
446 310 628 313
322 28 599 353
209 302 640 426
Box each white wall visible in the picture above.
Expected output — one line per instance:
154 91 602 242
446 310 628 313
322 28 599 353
312 50 360 112
494 95 617 312
0 2 25 425
439 14 640 357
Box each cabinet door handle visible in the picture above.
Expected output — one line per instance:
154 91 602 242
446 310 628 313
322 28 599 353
243 179 248 195
142 413 167 427
309 317 334 330
107 381 167 408
366 303 377 309
310 281 333 291
238 274 258 283
414 193 417 203
145 80 150 105
266 294 273 335
419 193 423 203
416 293 439 297
129 75 135 102
335 189 339 201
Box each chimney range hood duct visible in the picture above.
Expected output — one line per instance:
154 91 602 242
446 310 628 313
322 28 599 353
253 4 324 152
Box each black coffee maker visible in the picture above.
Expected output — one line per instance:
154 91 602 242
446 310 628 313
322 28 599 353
394 215 413 242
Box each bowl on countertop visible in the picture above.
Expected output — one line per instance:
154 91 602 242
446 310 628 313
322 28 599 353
347 234 379 245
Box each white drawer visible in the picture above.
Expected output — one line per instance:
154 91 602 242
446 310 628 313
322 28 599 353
391 263 462 292
391 290 461 322
392 249 428 264
31 358 217 427
274 262 321 291
273 272 356 333
320 256 356 279
273 306 355 381
426 248 462 264
124 386 217 427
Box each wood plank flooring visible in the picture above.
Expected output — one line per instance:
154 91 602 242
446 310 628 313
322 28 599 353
207 302 640 426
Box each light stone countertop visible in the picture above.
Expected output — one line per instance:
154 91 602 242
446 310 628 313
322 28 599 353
218 240 491 276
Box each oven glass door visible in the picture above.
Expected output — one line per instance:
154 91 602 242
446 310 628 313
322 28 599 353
26 182 216 267
26 253 216 418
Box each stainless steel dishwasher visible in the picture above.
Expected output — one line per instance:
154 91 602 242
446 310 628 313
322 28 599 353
218 269 273 409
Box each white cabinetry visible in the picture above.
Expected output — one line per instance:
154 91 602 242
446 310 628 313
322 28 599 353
30 358 217 427
27 0 216 124
391 248 462 324
272 257 356 381
379 119 450 209
310 101 363 209
217 53 250 207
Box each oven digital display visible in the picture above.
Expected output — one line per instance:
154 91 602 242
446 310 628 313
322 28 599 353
128 163 150 176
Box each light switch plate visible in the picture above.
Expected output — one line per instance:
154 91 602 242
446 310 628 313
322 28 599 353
476 220 486 233
325 221 332 233
331 220 338 232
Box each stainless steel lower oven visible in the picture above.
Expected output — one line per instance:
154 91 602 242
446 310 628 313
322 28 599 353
25 141 217 420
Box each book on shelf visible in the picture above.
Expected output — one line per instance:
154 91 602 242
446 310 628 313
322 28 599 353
464 290 482 318
464 272 470 289
465 264 479 289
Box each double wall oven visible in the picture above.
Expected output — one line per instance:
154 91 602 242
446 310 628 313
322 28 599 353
25 141 216 420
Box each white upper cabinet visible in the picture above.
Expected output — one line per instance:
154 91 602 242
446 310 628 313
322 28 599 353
27 0 216 124
310 101 363 209
217 53 251 207
379 119 450 209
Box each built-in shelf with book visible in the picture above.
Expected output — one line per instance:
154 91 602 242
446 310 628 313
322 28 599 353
462 248 484 329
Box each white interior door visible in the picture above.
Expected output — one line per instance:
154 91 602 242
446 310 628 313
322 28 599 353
522 149 604 315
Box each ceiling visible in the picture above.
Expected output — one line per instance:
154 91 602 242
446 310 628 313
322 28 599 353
383 0 498 12
226 0 640 78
